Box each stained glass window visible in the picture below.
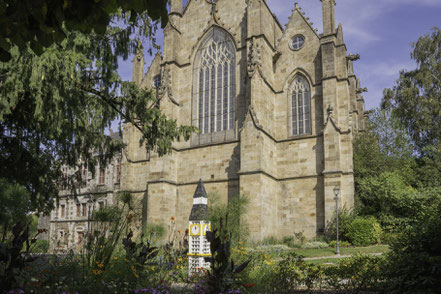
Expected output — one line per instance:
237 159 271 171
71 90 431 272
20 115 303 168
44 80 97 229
194 28 235 134
291 75 311 135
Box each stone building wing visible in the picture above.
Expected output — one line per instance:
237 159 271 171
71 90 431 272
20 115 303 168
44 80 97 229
123 0 366 241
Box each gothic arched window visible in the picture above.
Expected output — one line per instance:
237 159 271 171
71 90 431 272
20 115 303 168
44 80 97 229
193 28 235 134
290 75 311 135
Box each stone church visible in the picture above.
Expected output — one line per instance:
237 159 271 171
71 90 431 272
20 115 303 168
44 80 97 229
122 0 366 241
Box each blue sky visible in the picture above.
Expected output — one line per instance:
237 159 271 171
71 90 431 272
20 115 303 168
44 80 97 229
117 0 441 110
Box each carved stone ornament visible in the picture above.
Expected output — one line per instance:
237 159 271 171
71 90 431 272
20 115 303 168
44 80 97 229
346 53 360 61
158 67 173 99
327 105 334 117
356 87 368 94
135 41 144 62
247 37 262 77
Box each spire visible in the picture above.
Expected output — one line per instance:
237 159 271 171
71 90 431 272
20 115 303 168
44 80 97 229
189 179 209 221
132 40 144 86
321 0 336 36
170 0 182 16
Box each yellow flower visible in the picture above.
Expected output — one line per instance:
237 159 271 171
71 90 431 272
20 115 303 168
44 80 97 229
131 265 139 278
97 263 104 268
92 269 103 275
113 257 118 260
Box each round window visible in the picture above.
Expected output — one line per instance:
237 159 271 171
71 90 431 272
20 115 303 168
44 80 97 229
290 35 305 51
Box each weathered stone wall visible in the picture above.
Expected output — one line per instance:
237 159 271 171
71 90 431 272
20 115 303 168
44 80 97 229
123 0 364 241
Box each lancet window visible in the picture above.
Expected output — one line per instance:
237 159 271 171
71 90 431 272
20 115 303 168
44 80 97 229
194 28 235 134
291 75 311 135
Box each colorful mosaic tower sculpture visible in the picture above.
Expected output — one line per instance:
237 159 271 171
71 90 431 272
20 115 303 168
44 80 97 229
188 179 211 274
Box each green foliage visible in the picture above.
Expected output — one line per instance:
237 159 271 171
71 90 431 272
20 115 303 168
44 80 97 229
414 145 441 188
301 241 329 249
357 172 415 217
204 217 251 293
144 223 166 240
271 253 325 292
383 27 441 153
85 192 136 272
324 206 355 243
324 255 386 292
279 231 307 248
328 240 352 248
208 194 249 243
384 200 441 294
0 22 195 213
0 179 32 240
346 217 382 247
0 0 169 61
29 240 49 253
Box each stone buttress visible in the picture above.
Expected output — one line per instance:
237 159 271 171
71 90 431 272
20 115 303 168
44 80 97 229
123 0 366 241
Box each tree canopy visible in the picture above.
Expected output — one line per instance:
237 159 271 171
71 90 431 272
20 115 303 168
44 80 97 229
382 27 441 153
0 11 195 213
0 0 168 61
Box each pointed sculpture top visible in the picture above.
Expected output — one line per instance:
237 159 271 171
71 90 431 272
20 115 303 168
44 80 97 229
193 179 208 199
189 179 210 221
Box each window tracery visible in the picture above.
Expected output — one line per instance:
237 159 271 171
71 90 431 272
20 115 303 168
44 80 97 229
291 75 311 135
194 28 235 134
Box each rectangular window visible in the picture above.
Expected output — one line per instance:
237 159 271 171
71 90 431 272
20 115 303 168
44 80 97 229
99 168 105 185
116 159 121 183
78 232 84 244
82 203 87 216
81 165 87 187
76 204 81 217
98 201 104 211
77 232 84 250
60 205 65 218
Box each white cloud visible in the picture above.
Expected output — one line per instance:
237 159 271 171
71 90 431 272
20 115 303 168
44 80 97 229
356 60 417 109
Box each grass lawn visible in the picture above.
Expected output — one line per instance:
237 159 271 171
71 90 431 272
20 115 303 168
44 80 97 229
248 244 390 263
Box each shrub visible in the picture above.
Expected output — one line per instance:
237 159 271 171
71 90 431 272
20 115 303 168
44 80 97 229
30 239 49 253
262 235 280 245
347 217 382 246
324 254 386 291
384 200 441 294
324 206 355 242
208 194 249 243
301 241 329 249
281 231 306 248
328 240 352 248
144 223 165 240
271 253 325 292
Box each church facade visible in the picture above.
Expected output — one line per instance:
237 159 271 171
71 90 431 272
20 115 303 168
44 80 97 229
122 0 366 241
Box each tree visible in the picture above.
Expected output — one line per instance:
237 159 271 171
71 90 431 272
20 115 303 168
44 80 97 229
0 0 168 61
382 27 441 188
382 27 441 153
0 17 195 213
